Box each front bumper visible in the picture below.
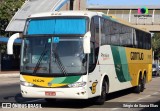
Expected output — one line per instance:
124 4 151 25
21 85 88 99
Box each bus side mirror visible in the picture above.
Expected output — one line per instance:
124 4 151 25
83 32 91 54
7 33 22 55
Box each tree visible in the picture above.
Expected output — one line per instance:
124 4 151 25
152 33 160 60
0 0 25 36
0 0 25 53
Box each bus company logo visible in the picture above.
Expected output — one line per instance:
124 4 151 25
130 52 144 60
134 7 152 19
90 82 98 94
138 7 148 14
2 103 12 108
101 53 110 60
33 79 45 83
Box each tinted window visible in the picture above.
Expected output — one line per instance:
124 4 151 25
91 16 100 48
101 18 133 46
100 16 151 50
135 29 151 50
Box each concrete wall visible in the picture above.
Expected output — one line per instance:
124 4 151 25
59 1 70 11
54 0 87 11
133 25 160 32
52 0 87 11
73 0 86 10
88 8 160 32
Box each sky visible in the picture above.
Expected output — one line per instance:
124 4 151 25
87 0 160 5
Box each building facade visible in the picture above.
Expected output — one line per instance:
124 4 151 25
87 5 160 32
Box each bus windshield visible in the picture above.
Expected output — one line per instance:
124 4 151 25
21 37 87 76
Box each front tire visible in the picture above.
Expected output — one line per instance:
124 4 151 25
95 80 107 105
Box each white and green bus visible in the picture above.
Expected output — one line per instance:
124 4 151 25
8 11 152 104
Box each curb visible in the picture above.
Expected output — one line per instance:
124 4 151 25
0 73 20 77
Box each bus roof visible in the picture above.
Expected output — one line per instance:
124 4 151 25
29 11 99 19
29 11 150 34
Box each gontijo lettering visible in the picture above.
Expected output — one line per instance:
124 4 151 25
130 52 144 60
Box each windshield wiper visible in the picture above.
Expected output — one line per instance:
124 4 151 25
33 44 48 75
52 48 68 76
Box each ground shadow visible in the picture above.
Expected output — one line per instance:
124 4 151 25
13 88 135 108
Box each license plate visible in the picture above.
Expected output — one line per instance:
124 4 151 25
45 91 56 96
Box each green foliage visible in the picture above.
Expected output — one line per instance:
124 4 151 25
152 33 160 59
0 44 7 53
0 0 25 54
0 0 25 36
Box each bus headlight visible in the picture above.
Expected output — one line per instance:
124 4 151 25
68 82 86 88
20 81 34 87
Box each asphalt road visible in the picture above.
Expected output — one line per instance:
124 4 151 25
0 76 160 111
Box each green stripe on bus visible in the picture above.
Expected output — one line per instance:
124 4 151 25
61 76 81 84
50 76 81 84
111 46 131 82
51 77 66 84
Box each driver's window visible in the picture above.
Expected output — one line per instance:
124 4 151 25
89 42 96 72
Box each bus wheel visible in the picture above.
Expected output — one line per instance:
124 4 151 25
141 75 146 92
134 76 142 93
45 98 56 103
95 80 107 105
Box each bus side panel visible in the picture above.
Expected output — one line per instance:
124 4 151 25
96 45 133 93
111 46 132 82
125 48 152 86
147 63 152 82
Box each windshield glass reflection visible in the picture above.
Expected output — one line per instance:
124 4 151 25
21 37 87 76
